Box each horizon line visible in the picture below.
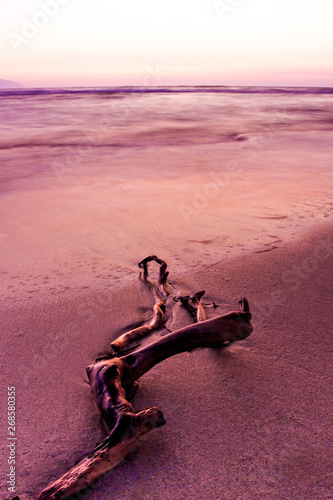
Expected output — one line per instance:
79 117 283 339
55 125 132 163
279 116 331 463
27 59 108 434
2 83 333 90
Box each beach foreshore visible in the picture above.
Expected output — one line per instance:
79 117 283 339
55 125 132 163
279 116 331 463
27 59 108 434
1 219 332 500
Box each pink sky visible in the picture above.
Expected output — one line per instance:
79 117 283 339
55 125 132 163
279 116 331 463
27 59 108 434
1 0 332 88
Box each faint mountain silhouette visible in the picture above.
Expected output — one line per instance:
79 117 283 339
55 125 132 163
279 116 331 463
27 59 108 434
0 79 23 89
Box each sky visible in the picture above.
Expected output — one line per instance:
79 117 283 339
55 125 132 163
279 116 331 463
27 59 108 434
1 0 332 88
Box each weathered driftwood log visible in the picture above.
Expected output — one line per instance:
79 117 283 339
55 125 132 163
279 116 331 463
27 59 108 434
37 257 252 499
37 295 252 500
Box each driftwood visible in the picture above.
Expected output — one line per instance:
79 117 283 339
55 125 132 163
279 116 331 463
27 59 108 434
177 290 207 322
111 300 166 353
37 257 253 500
111 256 170 353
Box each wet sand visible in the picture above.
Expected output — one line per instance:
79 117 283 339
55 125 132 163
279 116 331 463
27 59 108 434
1 136 333 301
1 217 332 499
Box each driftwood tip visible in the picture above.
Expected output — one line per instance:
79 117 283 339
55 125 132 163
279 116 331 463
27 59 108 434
239 297 250 312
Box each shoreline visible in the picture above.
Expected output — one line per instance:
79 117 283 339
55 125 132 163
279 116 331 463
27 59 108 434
1 218 332 499
1 174 332 306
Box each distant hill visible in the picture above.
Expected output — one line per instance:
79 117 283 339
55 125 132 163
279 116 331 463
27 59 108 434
0 79 23 89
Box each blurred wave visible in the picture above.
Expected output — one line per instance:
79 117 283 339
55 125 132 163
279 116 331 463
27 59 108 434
0 85 332 98
0 85 332 191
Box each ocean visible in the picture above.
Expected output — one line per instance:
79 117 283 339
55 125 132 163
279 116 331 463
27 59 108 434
1 86 333 189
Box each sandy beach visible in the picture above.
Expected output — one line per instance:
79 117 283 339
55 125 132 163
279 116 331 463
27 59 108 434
1 217 332 499
1 88 332 499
